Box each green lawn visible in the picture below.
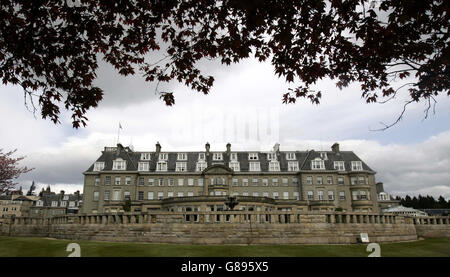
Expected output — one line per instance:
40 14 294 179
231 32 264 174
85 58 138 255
0 236 449 257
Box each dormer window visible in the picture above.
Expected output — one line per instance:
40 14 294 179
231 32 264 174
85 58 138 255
138 162 149 171
249 162 261 171
51 201 58 207
351 161 363 171
248 153 258 160
267 153 277 161
230 153 238 161
93 162 105 171
176 162 187 172
156 161 167 171
229 161 240 171
311 158 325 170
288 161 299 171
140 153 151 160
60 201 67 207
320 152 328 160
213 153 223 160
198 153 205 160
177 153 187 160
334 161 345 171
286 152 296 160
63 195 69 201
268 161 280 171
112 159 126 170
196 161 207 171
159 153 168 160
36 200 43 207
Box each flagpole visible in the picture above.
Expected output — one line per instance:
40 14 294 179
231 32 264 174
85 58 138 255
117 122 121 144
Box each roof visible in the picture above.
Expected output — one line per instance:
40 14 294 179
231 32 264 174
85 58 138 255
84 144 374 173
383 205 428 215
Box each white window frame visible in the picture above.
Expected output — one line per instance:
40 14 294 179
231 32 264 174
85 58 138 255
198 153 206 160
148 192 154 200
115 177 121 185
93 162 105 171
283 192 289 200
268 161 280 172
248 153 259 160
175 162 187 172
334 161 345 171
351 161 363 171
286 152 296 160
196 161 207 172
229 161 240 171
138 162 149 171
177 153 187 160
267 152 277 161
249 162 261 172
230 153 238 161
158 153 168 160
188 178 194 186
311 159 325 170
213 153 223 160
112 159 126 170
140 153 151 160
156 161 168 172
288 161 299 171
157 192 164 200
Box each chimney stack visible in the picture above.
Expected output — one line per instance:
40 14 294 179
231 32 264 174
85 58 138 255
331 143 340 153
226 143 231 154
156 142 161 153
205 142 210 156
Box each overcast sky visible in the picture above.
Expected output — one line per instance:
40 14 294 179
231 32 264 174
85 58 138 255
1 57 449 199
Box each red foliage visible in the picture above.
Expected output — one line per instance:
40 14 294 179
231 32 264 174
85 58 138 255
0 149 33 194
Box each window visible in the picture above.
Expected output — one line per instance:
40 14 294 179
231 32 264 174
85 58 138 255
148 178 154 186
178 179 184 186
213 153 223 160
311 159 325 170
125 176 131 185
113 190 121 201
188 178 194 186
158 178 164 186
60 201 67 207
262 178 269 186
351 177 357 185
115 177 121 185
360 191 367 200
288 161 299 171
138 162 149 171
327 176 333 185
112 159 126 170
307 191 314 200
351 161 363 171
318 191 324 200
159 153 168 160
293 177 299 185
232 178 239 186
138 177 144 186
198 179 204 186
104 191 110 201
196 161 207 171
177 192 184 197
267 152 277 161
36 200 43 207
320 152 328 160
249 162 261 171
51 201 58 207
358 177 366 185
248 153 258 160
306 176 313 185
317 176 323 185
243 179 248 186
198 153 206 160
93 192 99 201
158 192 164 200
156 161 167 171
229 161 240 171
293 192 300 200
283 192 289 199
252 178 259 186
273 192 279 199
334 161 345 171
105 176 111 185
187 192 194 197
124 191 131 201
269 161 280 171
352 191 359 200
69 201 76 207
177 153 187 160
176 162 187 172
168 192 174 198
148 192 154 200
272 178 278 186
339 191 345 200
282 178 288 186
230 153 238 161
286 152 296 160
138 191 144 200
93 162 105 171
338 177 344 185
168 178 174 186
95 177 100 186
328 191 334 200
140 153 151 160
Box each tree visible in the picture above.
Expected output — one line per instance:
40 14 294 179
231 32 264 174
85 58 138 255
1 0 448 128
122 199 132 212
0 149 33 194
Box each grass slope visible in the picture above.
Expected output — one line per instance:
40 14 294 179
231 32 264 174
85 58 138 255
0 236 449 257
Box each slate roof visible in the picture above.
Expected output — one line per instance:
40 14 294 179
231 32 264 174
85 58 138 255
85 144 374 173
